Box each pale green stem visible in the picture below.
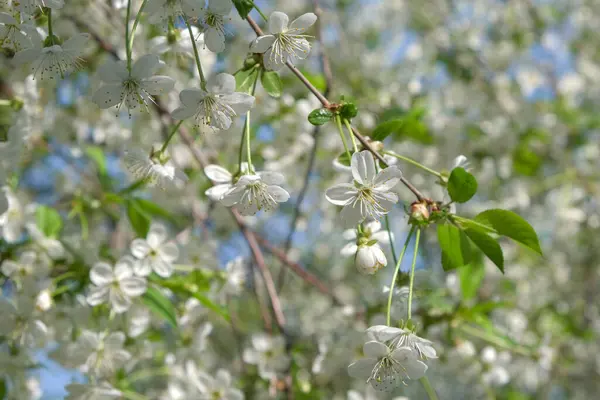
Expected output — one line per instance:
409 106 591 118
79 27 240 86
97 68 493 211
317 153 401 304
343 118 359 152
458 324 534 357
420 376 439 400
407 228 421 320
250 1 268 22
128 0 148 61
185 18 206 89
245 111 253 173
383 151 442 178
46 8 53 38
160 121 184 154
335 115 352 163
125 0 132 71
386 226 415 326
452 215 497 234
237 71 260 174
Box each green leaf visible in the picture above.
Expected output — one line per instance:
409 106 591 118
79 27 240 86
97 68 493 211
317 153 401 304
336 150 355 167
447 167 478 203
235 67 258 93
127 200 150 237
464 227 504 273
339 103 358 119
372 119 403 141
188 291 230 322
85 146 107 176
437 223 470 271
458 261 485 300
132 198 172 220
0 377 6 399
232 0 253 18
36 206 62 238
475 209 543 255
142 286 178 328
308 108 334 125
298 70 327 93
260 70 283 98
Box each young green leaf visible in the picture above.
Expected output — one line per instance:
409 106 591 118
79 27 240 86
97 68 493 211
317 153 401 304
235 67 259 93
36 205 63 238
459 261 485 300
372 119 404 141
308 108 334 125
127 200 150 238
232 0 254 19
448 167 478 203
437 223 470 271
339 103 358 119
85 146 107 176
475 209 543 255
261 70 283 98
142 286 178 328
464 227 504 273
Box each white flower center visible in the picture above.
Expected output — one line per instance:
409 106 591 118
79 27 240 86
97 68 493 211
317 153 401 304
351 187 388 219
268 29 310 65
241 180 277 211
196 95 236 128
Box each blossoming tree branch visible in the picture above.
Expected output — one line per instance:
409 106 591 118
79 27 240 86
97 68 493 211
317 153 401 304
6 0 589 399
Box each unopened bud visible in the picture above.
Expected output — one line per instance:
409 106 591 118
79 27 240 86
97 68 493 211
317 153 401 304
410 202 429 223
355 243 387 275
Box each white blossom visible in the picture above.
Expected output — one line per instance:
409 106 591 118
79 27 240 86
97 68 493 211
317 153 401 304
130 222 180 277
124 147 188 188
65 382 122 400
92 54 175 116
192 368 244 400
86 256 147 313
172 73 255 130
354 242 387 275
367 325 438 360
75 330 132 378
250 11 317 70
1 251 48 280
0 13 31 52
243 334 290 379
326 151 402 227
197 0 232 53
0 188 26 243
341 220 391 257
145 0 203 24
13 32 89 80
0 296 48 347
223 256 246 295
220 172 290 216
17 0 64 15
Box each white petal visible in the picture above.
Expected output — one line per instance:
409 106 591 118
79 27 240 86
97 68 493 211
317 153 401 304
110 290 131 313
0 12 16 24
267 185 290 203
147 223 168 248
352 151 376 185
269 11 289 34
133 259 152 277
158 242 179 262
87 286 109 306
140 75 175 95
204 165 232 183
258 171 284 185
92 84 125 109
207 73 236 95
325 183 357 206
1 260 18 276
62 33 89 52
373 167 402 191
250 35 276 53
131 238 151 259
90 262 114 286
120 277 147 297
171 106 195 120
206 184 232 201
289 13 317 33
262 48 284 71
340 203 365 227
363 340 389 358
114 256 135 280
347 358 377 380
340 243 358 257
97 59 128 83
367 325 404 342
13 48 39 65
220 92 255 114
391 348 428 379
179 88 206 106
105 332 126 350
205 27 225 53
208 0 232 14
152 258 173 277
132 54 160 78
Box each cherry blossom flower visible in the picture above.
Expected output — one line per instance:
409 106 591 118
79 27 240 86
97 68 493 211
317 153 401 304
0 13 31 52
348 341 427 392
13 32 89 80
124 147 188 188
191 369 244 400
367 325 438 360
326 151 402 227
17 0 64 15
65 382 122 400
250 11 317 70
197 0 232 53
243 334 290 379
0 188 26 243
341 220 391 257
92 54 175 116
75 330 132 378
130 222 180 277
172 73 255 130
145 0 203 24
220 172 290 216
86 256 147 313
0 296 48 347
1 251 48 280
355 242 387 275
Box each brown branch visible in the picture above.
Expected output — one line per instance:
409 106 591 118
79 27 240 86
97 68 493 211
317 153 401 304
246 15 426 201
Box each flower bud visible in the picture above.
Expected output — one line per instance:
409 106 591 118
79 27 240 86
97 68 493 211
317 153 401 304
354 243 387 275
409 202 429 223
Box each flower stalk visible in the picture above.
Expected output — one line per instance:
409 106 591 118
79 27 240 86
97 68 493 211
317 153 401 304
386 226 415 325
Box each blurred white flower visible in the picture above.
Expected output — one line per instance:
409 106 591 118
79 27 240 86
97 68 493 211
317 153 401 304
192 368 244 400
0 296 48 347
326 151 402 227
172 73 254 130
0 13 31 52
65 382 122 400
243 334 290 379
76 331 131 378
130 223 180 277
223 256 246 295
13 32 89 80
0 188 26 243
18 0 64 14
145 0 203 23
87 256 147 313
250 11 317 70
92 54 174 116
368 325 438 360
124 147 188 188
